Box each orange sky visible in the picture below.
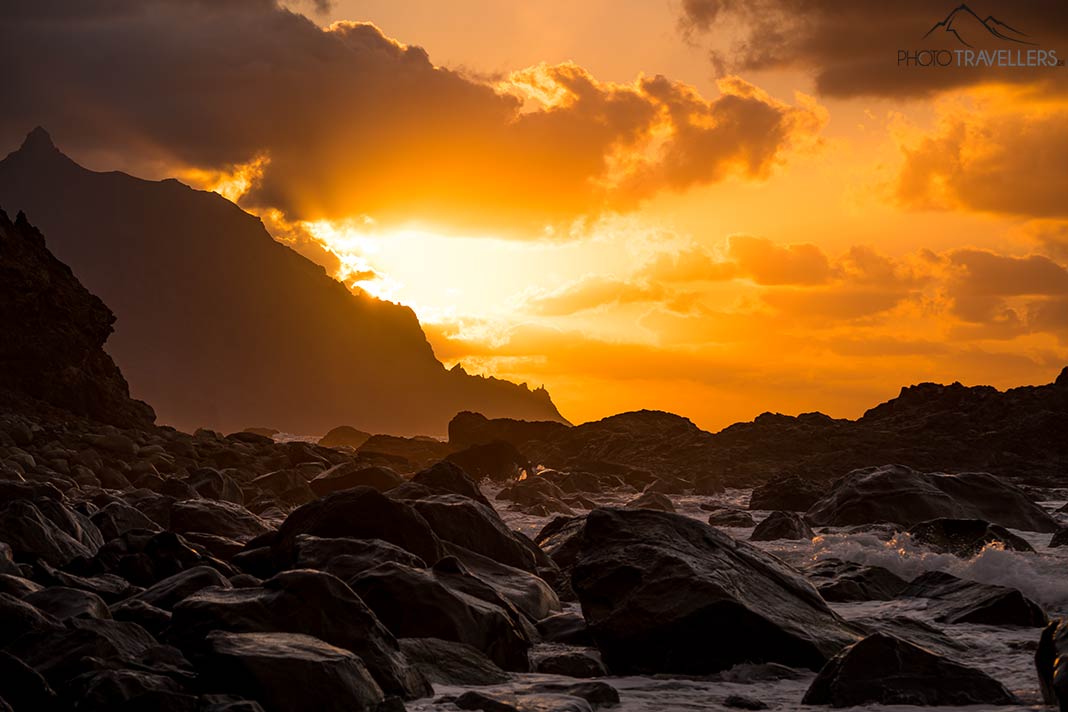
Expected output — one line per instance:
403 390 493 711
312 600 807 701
9 0 1064 431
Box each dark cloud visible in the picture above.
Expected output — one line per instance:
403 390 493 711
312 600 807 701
897 107 1068 217
0 0 823 234
678 0 1068 97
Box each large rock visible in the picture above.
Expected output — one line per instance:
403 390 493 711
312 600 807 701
750 511 813 541
309 463 403 497
805 465 1058 532
443 543 561 621
272 486 444 565
0 499 98 566
399 637 510 686
410 461 492 507
291 535 426 580
348 562 532 671
24 586 111 620
318 426 372 449
410 494 537 572
0 207 154 427
907 518 1034 557
171 569 429 699
170 500 271 542
448 411 570 450
748 476 824 511
0 592 62 647
571 508 858 674
804 559 908 602
802 633 1017 706
900 571 1047 627
130 565 233 610
1037 618 1068 709
445 440 529 482
199 631 384 712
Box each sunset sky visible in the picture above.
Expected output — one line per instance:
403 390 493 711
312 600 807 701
2 0 1066 430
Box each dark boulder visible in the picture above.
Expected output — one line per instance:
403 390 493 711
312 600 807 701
806 465 1058 532
750 511 814 541
91 501 162 541
198 631 384 712
444 543 560 621
623 492 674 512
318 426 372 449
410 461 492 507
748 476 823 511
130 565 233 610
399 637 510 686
804 559 909 602
900 571 1047 627
308 463 403 497
171 569 430 700
802 633 1016 706
571 508 858 674
0 651 58 711
907 518 1034 557
348 562 531 671
1037 618 1068 709
25 586 111 620
170 500 270 542
111 598 172 638
272 487 443 566
0 592 62 647
448 411 569 450
188 468 244 505
536 610 593 646
445 440 529 482
703 506 755 528
533 651 606 678
0 499 98 566
248 470 315 506
291 535 426 579
1052 529 1068 548
411 494 537 572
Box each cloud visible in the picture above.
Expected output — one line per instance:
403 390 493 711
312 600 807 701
523 275 665 316
726 235 831 285
0 1 825 234
678 0 1068 98
896 104 1068 218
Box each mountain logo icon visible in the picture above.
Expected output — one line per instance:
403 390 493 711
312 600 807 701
923 4 1037 48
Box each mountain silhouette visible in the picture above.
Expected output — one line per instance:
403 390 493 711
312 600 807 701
923 4 1037 47
0 128 566 435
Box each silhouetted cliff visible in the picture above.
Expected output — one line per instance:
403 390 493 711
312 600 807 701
0 128 565 435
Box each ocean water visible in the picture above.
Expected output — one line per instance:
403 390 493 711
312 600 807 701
407 486 1068 711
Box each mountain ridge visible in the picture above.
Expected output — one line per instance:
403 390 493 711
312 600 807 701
0 128 565 436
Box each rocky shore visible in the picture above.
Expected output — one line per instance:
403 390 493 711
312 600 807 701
2 208 1068 711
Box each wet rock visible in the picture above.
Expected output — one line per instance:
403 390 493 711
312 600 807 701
0 651 58 711
198 631 384 712
536 610 593 646
171 569 430 699
90 501 162 540
804 559 909 602
444 543 560 621
907 518 1034 557
170 500 270 542
572 508 858 674
0 573 43 598
0 592 62 646
750 511 814 541
272 487 443 566
182 532 246 560
93 530 234 587
802 633 1017 706
806 465 1058 532
533 651 606 678
901 571 1047 627
69 669 185 710
248 470 315 506
748 476 824 512
520 681 619 708
643 477 689 495
453 691 592 712
1036 618 1068 708
411 461 492 507
188 468 245 505
309 463 403 496
399 637 510 686
860 616 967 658
348 561 531 671
0 499 97 566
318 426 372 449
131 565 233 610
25 586 111 620
704 506 756 528
623 492 674 512
446 440 529 482
411 494 536 572
111 598 172 638
5 618 158 688
33 559 135 602
723 695 767 710
291 535 426 579
1052 528 1068 548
